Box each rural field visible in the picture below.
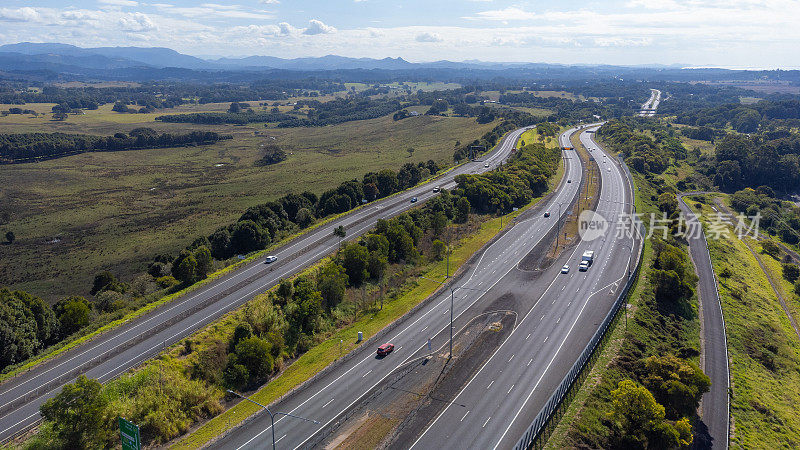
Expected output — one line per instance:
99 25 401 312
0 108 497 301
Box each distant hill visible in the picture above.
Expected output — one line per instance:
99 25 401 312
0 42 797 84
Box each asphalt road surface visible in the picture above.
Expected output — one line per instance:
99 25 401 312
678 194 730 449
0 126 532 443
207 126 589 450
639 89 662 117
409 126 639 450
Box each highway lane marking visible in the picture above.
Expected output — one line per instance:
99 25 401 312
0 132 524 414
507 384 515 394
270 129 566 450
525 333 531 340
483 417 491 428
540 315 545 321
322 398 335 408
491 126 636 450
407 128 590 450
362 370 372 378
561 286 565 291
461 411 470 422
557 317 561 324
544 336 549 343
487 380 494 389
421 326 428 333
276 434 286 443
508 354 514 362
0 411 39 438
527 358 533 367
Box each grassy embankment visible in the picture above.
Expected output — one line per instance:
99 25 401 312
546 141 701 448
687 196 800 447
0 111 495 300
171 129 564 449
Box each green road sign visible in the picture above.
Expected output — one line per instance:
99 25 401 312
119 417 141 450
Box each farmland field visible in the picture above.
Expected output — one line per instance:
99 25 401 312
0 109 496 300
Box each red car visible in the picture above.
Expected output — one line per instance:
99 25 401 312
377 343 394 356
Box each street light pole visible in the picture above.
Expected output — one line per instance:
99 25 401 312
420 276 488 359
227 390 319 450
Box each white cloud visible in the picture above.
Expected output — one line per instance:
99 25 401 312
118 12 156 32
260 0 280 3
415 32 443 42
98 0 139 7
464 7 538 21
303 19 336 35
0 7 41 22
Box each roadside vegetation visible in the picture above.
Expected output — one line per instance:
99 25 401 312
547 119 709 449
15 140 561 449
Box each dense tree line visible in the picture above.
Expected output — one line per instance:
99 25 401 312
155 111 293 124
0 79 348 108
598 119 688 174
674 99 800 132
0 128 230 162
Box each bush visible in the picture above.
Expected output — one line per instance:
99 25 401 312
782 263 799 283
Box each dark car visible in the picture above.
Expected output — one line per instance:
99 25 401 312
410 197 418 203
377 343 395 356
544 211 551 218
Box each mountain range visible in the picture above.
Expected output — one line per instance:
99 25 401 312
0 42 797 84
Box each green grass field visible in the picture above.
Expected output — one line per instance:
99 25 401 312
0 112 496 300
688 198 800 448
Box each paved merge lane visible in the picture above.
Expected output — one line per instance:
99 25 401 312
0 127 531 442
409 127 637 450
210 127 588 450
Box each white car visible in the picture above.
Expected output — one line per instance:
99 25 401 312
484 163 490 168
579 261 589 271
264 255 278 264
561 264 570 274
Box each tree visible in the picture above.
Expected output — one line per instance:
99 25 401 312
276 278 293 305
367 251 388 280
610 379 665 441
375 169 398 198
193 245 213 278
318 263 348 310
40 375 109 449
407 147 415 158
641 354 710 418
234 336 274 381
431 240 446 261
228 102 242 113
333 225 346 238
761 240 781 258
4 231 13 244
0 289 58 368
90 271 123 295
112 101 130 113
455 197 471 223
296 208 314 228
54 296 92 337
173 251 198 284
340 243 370 286
230 220 269 254
783 263 800 283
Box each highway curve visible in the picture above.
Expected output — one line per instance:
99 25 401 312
0 126 529 443
207 126 588 449
408 126 640 449
678 193 730 450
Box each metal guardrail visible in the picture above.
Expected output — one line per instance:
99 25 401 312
513 143 645 450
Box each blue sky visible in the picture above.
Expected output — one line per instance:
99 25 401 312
0 0 797 68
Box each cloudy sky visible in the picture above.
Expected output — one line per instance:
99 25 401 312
0 0 797 68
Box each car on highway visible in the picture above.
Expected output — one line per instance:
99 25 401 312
484 163 490 168
579 260 590 271
544 211 550 217
410 197 418 203
607 167 611 172
567 180 572 183
264 255 278 264
377 343 394 356
433 186 440 193
561 264 570 274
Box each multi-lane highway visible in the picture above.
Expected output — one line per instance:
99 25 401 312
208 126 588 449
0 126 530 442
409 126 638 449
639 89 662 117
